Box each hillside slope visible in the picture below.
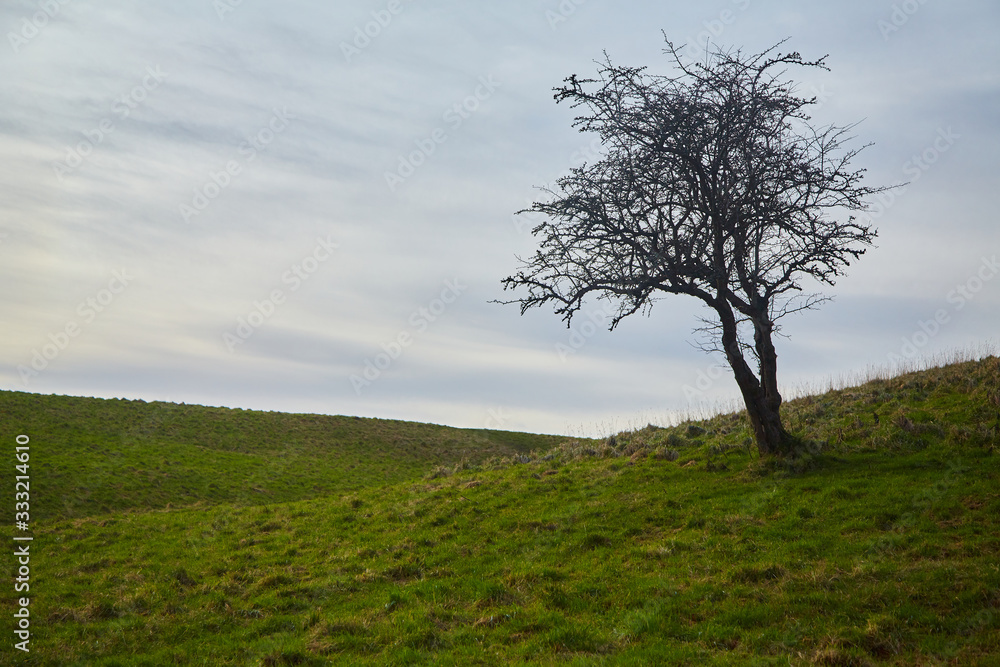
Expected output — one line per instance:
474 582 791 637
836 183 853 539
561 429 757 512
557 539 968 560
4 357 999 665
0 391 572 520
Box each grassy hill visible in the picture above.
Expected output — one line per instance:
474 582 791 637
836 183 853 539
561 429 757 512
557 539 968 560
0 392 569 520
3 357 1000 665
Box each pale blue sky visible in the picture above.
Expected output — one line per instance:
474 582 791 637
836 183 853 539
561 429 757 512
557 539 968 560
2 0 998 435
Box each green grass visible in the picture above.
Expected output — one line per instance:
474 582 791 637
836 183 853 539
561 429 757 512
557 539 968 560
4 357 1000 665
0 392 568 520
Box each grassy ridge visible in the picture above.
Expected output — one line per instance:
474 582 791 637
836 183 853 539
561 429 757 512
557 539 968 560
0 391 571 520
23 443 1000 665
4 357 1000 665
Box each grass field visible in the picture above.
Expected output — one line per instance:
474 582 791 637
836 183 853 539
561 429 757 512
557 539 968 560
0 393 567 522
3 356 1000 665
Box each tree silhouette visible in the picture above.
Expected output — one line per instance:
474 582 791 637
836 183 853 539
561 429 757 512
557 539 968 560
499 39 887 455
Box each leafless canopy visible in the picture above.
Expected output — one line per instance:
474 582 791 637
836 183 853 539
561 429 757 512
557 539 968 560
499 38 887 454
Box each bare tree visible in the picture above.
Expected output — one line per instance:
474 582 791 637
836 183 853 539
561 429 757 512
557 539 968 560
499 39 887 456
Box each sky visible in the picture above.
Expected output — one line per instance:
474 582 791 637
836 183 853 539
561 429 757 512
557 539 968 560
2 0 998 437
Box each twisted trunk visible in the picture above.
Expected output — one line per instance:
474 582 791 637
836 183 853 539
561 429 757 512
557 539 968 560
752 316 789 453
715 299 791 456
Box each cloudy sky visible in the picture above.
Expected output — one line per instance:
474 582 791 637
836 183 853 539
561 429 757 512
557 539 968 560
2 0 998 436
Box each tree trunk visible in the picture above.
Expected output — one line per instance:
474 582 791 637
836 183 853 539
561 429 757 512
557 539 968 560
751 316 790 454
714 300 791 456
727 351 790 456
742 386 790 456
